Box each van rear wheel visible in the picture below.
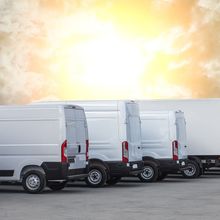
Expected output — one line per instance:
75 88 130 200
47 181 67 191
182 160 200 178
22 170 46 194
85 164 107 187
138 162 158 182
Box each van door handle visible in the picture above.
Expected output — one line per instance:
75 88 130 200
78 145 81 153
138 146 141 149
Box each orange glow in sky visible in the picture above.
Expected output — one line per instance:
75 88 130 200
0 0 220 104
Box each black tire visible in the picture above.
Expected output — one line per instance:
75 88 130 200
138 162 159 182
106 177 121 186
181 160 200 178
157 172 167 181
85 164 107 187
47 181 67 191
22 170 46 194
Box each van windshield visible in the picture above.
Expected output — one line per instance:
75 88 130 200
128 116 141 142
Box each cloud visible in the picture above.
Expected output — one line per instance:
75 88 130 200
0 0 220 104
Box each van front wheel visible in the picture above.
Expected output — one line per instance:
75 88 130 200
85 164 107 187
138 163 158 182
22 170 46 194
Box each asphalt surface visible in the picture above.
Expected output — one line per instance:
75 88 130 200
1 174 220 220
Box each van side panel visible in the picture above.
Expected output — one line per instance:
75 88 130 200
140 112 172 159
85 111 121 161
0 109 62 181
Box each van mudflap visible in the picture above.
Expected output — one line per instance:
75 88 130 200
41 162 69 180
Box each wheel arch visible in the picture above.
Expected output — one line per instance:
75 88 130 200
20 165 45 181
188 156 203 169
142 156 160 167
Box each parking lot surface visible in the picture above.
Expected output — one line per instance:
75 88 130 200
1 174 220 220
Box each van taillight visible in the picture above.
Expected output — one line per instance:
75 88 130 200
86 139 89 161
172 140 179 161
122 141 129 163
61 140 68 163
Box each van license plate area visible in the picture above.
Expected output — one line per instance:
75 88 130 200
68 156 75 163
201 159 216 164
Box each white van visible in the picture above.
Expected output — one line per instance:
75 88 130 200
137 99 220 178
138 110 188 182
38 100 143 187
0 104 89 193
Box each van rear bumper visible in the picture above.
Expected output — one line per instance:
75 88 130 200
41 162 88 180
159 159 189 173
107 161 144 177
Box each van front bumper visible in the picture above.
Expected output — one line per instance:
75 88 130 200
107 161 144 177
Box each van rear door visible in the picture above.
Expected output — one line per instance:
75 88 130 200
175 112 187 159
126 103 142 162
65 108 78 163
73 109 88 169
65 107 87 169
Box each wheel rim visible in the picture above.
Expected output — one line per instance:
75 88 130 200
184 164 196 176
140 166 154 180
26 174 41 191
88 169 102 184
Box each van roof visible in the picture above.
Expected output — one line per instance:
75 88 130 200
0 104 83 111
30 103 84 110
137 98 220 102
140 110 183 114
33 100 137 111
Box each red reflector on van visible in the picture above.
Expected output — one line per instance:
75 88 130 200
172 140 179 161
61 140 68 163
86 139 89 161
122 141 129 163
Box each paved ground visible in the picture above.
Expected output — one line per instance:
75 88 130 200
1 174 220 220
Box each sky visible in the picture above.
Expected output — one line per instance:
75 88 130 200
0 0 220 104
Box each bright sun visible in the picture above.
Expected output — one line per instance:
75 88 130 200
50 18 175 100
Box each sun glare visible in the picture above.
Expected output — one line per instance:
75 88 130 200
50 17 172 100
70 34 145 86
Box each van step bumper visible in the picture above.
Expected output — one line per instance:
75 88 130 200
158 159 189 173
42 162 88 181
107 161 144 177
